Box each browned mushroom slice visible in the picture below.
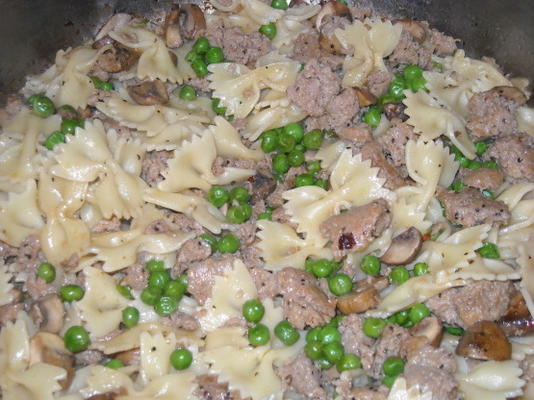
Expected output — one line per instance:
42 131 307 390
337 287 378 314
30 332 74 390
394 19 427 43
354 87 377 107
177 4 206 41
498 291 534 337
456 321 512 361
492 86 528 105
115 348 140 365
315 0 350 31
380 227 422 265
165 7 183 48
409 316 443 347
97 45 139 73
30 294 65 334
87 389 127 400
128 80 169 105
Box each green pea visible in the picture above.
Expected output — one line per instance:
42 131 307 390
199 233 218 251
481 160 499 170
283 122 304 143
248 323 270 346
59 285 85 302
154 296 178 316
261 129 279 153
226 205 248 224
295 173 314 187
383 356 405 377
444 326 465 336
57 104 78 120
274 320 300 346
122 306 140 328
37 262 56 283
257 210 272 220
288 150 305 167
146 259 165 272
409 303 430 324
323 341 344 363
230 187 250 204
177 273 188 287
211 98 227 115
104 359 124 369
311 259 335 278
270 0 288 9
377 94 397 108
241 203 252 220
63 325 90 353
336 353 362 372
360 255 381 276
413 262 429 276
242 299 265 323
163 280 187 299
302 129 324 150
278 132 296 153
403 64 423 81
140 286 162 306
408 75 427 92
382 375 397 388
307 160 321 175
60 118 81 135
294 143 305 153
393 309 410 326
362 107 381 127
362 317 386 338
327 314 344 328
259 23 277 40
388 79 406 101
217 233 240 253
207 185 230 207
272 153 290 174
43 131 66 150
185 50 201 63
328 273 353 296
481 189 495 199
116 284 134 300
475 141 488 156
31 95 56 118
205 46 224 64
389 266 410 285
192 37 210 54
91 76 114 91
318 326 341 344
179 85 197 101
317 357 334 370
170 348 193 370
449 180 465 192
306 327 321 343
148 270 171 290
477 242 500 259
466 160 482 169
314 179 327 190
191 59 209 77
304 341 324 360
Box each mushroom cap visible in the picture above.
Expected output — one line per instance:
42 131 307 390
456 320 512 361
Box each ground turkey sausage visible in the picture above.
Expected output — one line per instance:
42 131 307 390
195 374 249 400
466 89 519 139
339 314 375 371
319 199 391 258
141 150 173 185
437 187 510 227
485 133 534 182
388 30 432 69
287 59 341 117
176 238 211 264
291 31 344 70
305 88 360 133
275 267 336 329
186 255 235 305
458 167 504 191
122 263 148 291
277 353 326 400
359 141 408 189
370 324 411 379
426 280 514 328
365 70 393 98
377 119 418 168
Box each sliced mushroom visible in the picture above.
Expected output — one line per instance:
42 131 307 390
354 87 377 107
30 332 74 390
95 13 132 41
380 227 423 265
87 389 127 400
409 316 443 347
164 7 183 48
128 80 169 105
337 287 378 314
115 348 140 365
170 4 206 42
498 291 534 337
97 45 139 73
492 86 528 105
456 321 511 361
394 19 427 43
315 0 350 31
30 294 65 334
